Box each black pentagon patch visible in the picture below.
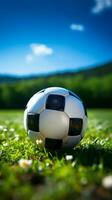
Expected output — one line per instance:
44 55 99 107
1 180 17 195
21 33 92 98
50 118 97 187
27 113 39 132
45 138 62 149
69 91 81 101
68 118 83 136
46 94 65 111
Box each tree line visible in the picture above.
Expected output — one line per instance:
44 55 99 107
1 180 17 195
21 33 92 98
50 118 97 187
0 72 112 109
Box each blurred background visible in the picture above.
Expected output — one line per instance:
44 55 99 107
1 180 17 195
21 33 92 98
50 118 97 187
0 0 112 109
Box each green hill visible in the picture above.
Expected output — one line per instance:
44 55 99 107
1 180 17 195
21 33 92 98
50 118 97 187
0 62 112 108
0 62 112 84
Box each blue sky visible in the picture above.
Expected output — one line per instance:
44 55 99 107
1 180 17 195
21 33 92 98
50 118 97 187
0 0 112 75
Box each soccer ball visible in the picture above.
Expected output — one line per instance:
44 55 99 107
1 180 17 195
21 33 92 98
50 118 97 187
24 87 87 149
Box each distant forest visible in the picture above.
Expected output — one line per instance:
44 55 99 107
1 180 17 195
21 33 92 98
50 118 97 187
0 62 112 109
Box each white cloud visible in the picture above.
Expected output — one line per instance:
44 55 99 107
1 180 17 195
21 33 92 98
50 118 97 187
30 44 53 56
70 24 84 31
26 54 33 63
92 0 112 14
25 43 53 64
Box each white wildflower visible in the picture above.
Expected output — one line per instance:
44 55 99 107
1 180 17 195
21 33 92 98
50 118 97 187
3 128 7 132
71 161 76 167
65 155 73 161
36 139 42 145
38 165 43 172
3 143 8 147
18 159 32 169
102 175 112 189
15 135 19 141
46 162 50 167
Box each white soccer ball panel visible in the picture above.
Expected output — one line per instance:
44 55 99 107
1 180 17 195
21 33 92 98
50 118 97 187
65 95 85 118
27 92 46 113
44 87 69 96
63 135 81 148
39 109 69 139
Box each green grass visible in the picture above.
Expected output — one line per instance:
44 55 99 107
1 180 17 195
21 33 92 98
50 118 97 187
0 109 112 200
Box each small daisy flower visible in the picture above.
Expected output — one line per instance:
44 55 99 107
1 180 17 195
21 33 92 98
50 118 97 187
65 155 73 161
15 135 19 141
3 128 7 132
46 162 50 167
36 139 43 145
71 161 76 167
18 159 32 169
38 165 43 172
3 143 8 147
102 175 112 189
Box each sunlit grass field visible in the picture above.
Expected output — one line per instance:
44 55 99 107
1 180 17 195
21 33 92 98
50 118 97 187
0 109 112 200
